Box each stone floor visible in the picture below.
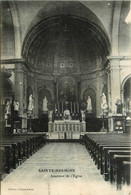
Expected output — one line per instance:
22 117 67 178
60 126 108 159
1 143 129 195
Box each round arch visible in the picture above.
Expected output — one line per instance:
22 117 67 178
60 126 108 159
22 15 111 70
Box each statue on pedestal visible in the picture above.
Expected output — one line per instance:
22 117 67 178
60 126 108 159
81 109 85 121
101 93 108 111
48 110 53 122
28 94 34 111
42 96 48 112
5 99 11 117
127 98 131 113
14 100 19 117
115 99 122 114
86 96 92 113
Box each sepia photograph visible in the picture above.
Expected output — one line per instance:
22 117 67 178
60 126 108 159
0 0 131 194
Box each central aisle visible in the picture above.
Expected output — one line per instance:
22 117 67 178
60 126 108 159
2 143 124 195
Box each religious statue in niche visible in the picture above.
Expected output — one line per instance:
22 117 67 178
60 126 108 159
5 99 11 118
101 93 108 111
115 99 122 115
28 94 34 111
14 100 19 117
42 96 48 112
81 109 85 121
86 96 92 113
127 98 131 114
48 110 53 122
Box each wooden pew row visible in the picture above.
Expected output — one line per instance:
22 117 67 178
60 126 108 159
83 134 131 190
101 146 131 176
84 135 131 166
106 150 131 183
1 134 46 179
96 143 131 170
1 135 46 175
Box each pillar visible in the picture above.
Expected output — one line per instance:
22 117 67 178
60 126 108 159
34 73 38 118
14 63 24 117
96 74 101 117
108 57 121 114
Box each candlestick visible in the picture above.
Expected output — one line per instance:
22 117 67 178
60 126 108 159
58 103 60 113
62 102 63 113
71 102 72 113
55 104 56 113
74 102 76 113
77 103 79 113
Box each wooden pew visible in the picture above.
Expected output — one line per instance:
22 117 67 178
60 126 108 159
122 161 131 186
101 146 131 177
83 134 131 190
113 155 131 190
106 150 131 183
1 134 46 178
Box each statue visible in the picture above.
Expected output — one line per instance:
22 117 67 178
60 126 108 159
101 93 108 111
14 100 19 117
43 96 48 112
86 96 92 113
28 94 34 111
115 99 122 114
48 110 53 122
127 98 131 113
14 100 19 111
81 109 85 121
64 109 71 120
5 99 11 115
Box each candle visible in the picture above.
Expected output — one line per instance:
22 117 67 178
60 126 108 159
58 103 60 113
55 104 56 113
74 102 76 113
77 103 79 113
62 102 63 113
71 102 72 113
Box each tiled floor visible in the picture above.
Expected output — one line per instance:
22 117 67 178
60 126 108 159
1 143 128 195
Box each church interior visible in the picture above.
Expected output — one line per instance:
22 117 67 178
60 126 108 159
1 1 131 194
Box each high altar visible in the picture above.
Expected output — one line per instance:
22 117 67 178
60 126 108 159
48 103 86 139
48 119 86 139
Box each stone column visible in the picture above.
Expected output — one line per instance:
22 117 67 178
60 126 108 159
34 73 38 118
96 73 101 117
107 57 121 114
14 63 24 117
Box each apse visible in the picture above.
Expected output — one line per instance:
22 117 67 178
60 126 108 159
22 15 110 75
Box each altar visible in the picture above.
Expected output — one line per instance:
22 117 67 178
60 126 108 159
48 120 86 139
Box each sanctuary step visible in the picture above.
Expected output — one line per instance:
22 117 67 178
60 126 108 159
48 132 80 140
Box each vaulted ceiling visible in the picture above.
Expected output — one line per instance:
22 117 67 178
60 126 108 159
22 15 110 73
1 1 131 73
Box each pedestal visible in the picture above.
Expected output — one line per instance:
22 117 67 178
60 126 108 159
81 121 86 132
21 117 27 133
48 121 53 132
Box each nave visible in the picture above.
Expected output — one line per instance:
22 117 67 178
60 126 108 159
1 142 126 195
